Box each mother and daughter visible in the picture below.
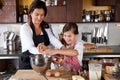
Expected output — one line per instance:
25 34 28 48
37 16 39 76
20 0 83 74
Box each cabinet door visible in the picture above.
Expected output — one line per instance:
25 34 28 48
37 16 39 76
96 0 116 6
67 0 82 22
115 4 120 22
45 6 67 23
0 0 17 23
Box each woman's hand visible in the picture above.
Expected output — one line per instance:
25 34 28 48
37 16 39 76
37 43 48 53
43 49 58 56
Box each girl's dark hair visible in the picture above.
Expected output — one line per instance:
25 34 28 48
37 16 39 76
62 22 79 34
60 22 79 46
29 0 47 16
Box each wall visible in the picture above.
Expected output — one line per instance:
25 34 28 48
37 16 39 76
0 0 17 23
0 23 120 47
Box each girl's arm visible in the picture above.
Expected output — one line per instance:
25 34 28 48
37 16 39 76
43 48 78 56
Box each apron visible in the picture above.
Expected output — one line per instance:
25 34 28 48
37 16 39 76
62 42 82 72
19 21 50 69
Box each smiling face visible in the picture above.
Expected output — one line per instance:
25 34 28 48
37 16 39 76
30 8 45 25
63 30 77 45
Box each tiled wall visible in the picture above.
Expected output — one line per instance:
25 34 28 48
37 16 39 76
0 23 120 47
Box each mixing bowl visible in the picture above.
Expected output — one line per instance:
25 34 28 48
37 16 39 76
30 54 50 74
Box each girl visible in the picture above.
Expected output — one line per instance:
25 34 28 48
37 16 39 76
40 22 83 73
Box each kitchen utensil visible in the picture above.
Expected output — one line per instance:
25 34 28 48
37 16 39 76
103 23 108 44
92 27 98 44
98 27 104 43
30 54 50 74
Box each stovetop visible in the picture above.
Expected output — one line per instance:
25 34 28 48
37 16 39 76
0 70 16 80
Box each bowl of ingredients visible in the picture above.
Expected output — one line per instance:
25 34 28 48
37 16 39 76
30 54 50 74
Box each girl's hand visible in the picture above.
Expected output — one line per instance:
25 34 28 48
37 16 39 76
37 43 48 53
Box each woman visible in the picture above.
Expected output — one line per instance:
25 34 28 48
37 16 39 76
19 0 63 69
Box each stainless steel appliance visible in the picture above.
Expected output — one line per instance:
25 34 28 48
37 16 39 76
3 31 20 51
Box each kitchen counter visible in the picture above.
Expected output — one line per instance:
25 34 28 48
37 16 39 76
0 47 21 59
0 46 120 59
84 46 120 57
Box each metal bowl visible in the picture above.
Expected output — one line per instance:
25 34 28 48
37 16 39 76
30 54 50 74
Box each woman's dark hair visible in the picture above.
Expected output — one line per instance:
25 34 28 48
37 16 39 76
62 22 79 35
28 0 47 23
29 0 47 16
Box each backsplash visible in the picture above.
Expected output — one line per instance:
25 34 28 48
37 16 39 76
0 23 120 47
0 24 21 47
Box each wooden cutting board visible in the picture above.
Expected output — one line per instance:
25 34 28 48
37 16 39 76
46 69 72 80
10 70 47 80
10 69 72 80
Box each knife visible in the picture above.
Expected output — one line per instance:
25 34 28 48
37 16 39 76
103 23 108 44
92 27 98 44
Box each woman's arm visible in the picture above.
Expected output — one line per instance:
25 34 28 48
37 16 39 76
20 23 40 54
45 28 63 49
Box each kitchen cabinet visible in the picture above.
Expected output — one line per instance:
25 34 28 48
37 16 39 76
0 0 18 23
66 0 82 22
45 6 67 23
95 0 116 6
45 0 82 22
115 0 120 22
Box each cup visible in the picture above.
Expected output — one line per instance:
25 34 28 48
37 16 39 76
89 63 102 80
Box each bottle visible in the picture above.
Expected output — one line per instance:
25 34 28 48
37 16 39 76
85 11 91 22
82 9 86 22
57 0 63 6
94 11 99 22
63 0 66 6
23 5 28 23
91 11 95 22
110 9 115 22
18 11 23 23
18 6 23 23
46 0 51 6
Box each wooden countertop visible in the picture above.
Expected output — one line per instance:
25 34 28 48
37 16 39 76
103 71 117 80
84 46 113 53
83 46 120 57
